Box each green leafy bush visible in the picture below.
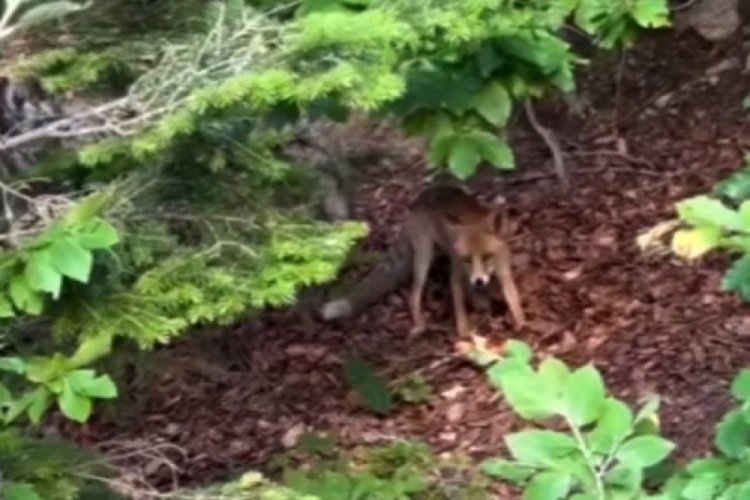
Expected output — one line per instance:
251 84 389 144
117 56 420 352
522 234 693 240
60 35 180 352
465 339 750 499
473 340 673 499
671 154 750 300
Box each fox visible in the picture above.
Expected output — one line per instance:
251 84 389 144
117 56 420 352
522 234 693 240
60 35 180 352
319 183 526 338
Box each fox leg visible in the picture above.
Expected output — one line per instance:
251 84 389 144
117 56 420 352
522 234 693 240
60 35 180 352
450 265 473 338
493 243 526 329
408 238 433 336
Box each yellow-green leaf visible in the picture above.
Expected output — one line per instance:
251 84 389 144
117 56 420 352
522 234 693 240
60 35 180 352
671 227 721 260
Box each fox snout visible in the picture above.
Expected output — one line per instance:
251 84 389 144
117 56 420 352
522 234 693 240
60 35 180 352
469 259 492 289
470 273 491 289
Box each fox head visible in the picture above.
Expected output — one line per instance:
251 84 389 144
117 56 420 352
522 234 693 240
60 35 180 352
443 197 508 289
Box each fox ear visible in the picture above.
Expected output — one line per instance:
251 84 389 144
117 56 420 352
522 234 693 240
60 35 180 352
483 210 504 233
484 196 507 234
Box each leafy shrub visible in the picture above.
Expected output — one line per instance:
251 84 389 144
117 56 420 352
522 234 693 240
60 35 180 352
465 338 750 499
671 154 750 300
471 340 673 499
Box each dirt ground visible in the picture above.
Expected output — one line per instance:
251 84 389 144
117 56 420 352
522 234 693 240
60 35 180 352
58 29 750 495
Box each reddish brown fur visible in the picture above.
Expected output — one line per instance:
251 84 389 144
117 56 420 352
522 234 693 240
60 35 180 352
321 184 525 338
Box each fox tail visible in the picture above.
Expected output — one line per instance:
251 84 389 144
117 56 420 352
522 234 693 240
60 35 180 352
319 232 413 320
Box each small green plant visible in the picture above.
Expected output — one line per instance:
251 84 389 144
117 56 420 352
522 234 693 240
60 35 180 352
671 153 750 300
464 339 750 499
655 369 750 499
277 437 490 500
391 372 434 405
471 340 673 499
343 355 393 415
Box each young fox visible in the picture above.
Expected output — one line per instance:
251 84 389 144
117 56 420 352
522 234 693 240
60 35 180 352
319 184 525 338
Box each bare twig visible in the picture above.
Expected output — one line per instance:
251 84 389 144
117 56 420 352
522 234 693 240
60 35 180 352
523 99 570 191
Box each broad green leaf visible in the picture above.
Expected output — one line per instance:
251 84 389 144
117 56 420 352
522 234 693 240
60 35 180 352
474 82 512 126
77 218 119 249
342 355 392 415
448 136 481 179
723 256 750 301
58 379 92 423
545 0 579 25
731 369 750 402
675 196 745 232
403 110 454 140
68 333 113 368
67 370 118 399
474 133 515 170
563 364 606 426
49 237 93 283
671 227 721 260
631 0 670 28
0 293 15 317
523 471 571 500
723 234 750 253
25 250 62 298
725 481 750 498
716 169 750 201
538 358 570 392
482 458 536 483
504 339 533 362
491 362 560 420
605 463 643 494
4 482 44 500
715 408 750 458
428 134 454 166
681 473 724 500
4 386 50 424
615 435 675 469
9 275 43 315
25 354 67 384
588 398 633 454
686 458 729 476
0 356 26 374
26 386 51 424
504 430 578 467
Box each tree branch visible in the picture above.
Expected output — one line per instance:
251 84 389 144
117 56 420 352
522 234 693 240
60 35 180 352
523 99 569 191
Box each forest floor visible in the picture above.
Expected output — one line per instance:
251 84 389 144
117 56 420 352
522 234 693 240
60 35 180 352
59 28 750 496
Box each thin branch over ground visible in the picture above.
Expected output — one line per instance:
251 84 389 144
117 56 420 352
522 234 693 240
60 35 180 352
523 99 569 191
0 2 287 153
